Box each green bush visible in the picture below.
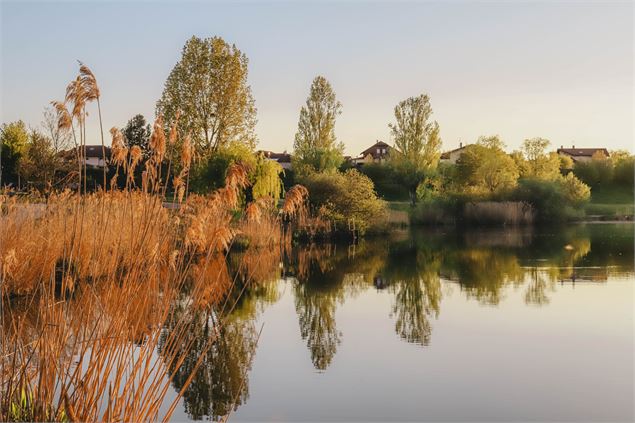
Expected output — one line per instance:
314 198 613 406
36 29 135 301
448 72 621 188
300 169 387 234
511 177 587 222
359 163 409 201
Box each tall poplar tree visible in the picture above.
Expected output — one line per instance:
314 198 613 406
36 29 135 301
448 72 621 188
388 94 442 205
292 76 344 175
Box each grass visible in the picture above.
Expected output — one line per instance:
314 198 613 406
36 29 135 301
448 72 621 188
586 186 634 218
589 186 634 204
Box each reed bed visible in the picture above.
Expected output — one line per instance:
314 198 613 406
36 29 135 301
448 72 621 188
0 62 309 422
463 201 535 225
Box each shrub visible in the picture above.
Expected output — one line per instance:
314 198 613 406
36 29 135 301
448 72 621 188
300 169 387 234
512 177 588 222
359 163 409 200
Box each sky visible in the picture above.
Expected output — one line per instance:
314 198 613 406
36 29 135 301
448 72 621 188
1 0 633 155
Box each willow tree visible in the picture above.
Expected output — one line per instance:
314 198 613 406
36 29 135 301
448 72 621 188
156 36 257 157
388 94 442 205
292 76 344 176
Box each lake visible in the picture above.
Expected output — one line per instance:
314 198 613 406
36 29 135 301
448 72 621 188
165 223 634 422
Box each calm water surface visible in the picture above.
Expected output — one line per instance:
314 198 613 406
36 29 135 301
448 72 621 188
166 223 634 422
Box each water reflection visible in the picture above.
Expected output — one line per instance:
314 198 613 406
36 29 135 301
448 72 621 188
169 223 633 421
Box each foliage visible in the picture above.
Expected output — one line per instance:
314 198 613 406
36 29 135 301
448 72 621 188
520 137 560 180
122 114 152 157
511 177 588 222
299 169 387 234
560 172 591 205
156 36 257 156
189 141 256 193
0 121 29 186
388 93 441 205
573 154 614 189
251 153 284 201
17 130 64 191
454 143 519 195
189 142 283 200
292 76 344 175
359 163 409 200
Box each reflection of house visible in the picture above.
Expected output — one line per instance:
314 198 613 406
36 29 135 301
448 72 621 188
556 146 609 163
440 142 469 164
61 145 111 168
261 150 292 170
353 140 391 166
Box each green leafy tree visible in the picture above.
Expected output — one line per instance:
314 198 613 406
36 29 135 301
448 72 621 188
573 152 614 189
611 151 634 188
292 76 344 175
455 141 519 195
18 130 61 191
521 137 560 180
157 36 257 156
252 153 284 201
122 114 152 157
560 172 591 205
1 121 29 187
388 94 441 205
302 169 386 234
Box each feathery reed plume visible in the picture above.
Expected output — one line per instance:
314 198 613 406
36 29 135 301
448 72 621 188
181 134 193 171
65 76 86 121
282 184 309 218
149 115 166 163
79 62 106 189
51 101 72 132
110 127 128 168
78 62 100 100
168 111 181 145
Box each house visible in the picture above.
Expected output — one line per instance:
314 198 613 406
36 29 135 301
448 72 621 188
261 150 292 170
60 145 112 168
353 141 391 166
556 146 609 163
440 142 469 164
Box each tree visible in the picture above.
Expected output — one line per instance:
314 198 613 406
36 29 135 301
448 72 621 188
156 36 257 156
122 114 152 158
41 106 72 153
455 143 519 195
18 130 61 191
388 94 442 205
521 137 560 180
292 76 344 175
0 121 29 187
301 170 386 234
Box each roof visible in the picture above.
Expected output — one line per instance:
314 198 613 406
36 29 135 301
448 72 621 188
440 144 469 159
261 150 291 163
360 141 391 158
61 145 112 159
556 148 609 157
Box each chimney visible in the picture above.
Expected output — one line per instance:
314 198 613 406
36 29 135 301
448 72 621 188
572 144 575 149
459 142 463 148
560 145 563 149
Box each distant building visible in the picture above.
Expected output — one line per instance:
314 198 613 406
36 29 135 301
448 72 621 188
61 145 111 168
440 142 469 164
556 146 609 163
261 150 292 170
354 140 391 166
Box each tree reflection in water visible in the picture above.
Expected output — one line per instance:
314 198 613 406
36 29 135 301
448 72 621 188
160 224 633 419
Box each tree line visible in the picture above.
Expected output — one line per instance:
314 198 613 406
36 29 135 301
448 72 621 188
2 35 633 228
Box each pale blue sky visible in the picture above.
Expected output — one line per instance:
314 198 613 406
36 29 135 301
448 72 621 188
1 1 633 154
